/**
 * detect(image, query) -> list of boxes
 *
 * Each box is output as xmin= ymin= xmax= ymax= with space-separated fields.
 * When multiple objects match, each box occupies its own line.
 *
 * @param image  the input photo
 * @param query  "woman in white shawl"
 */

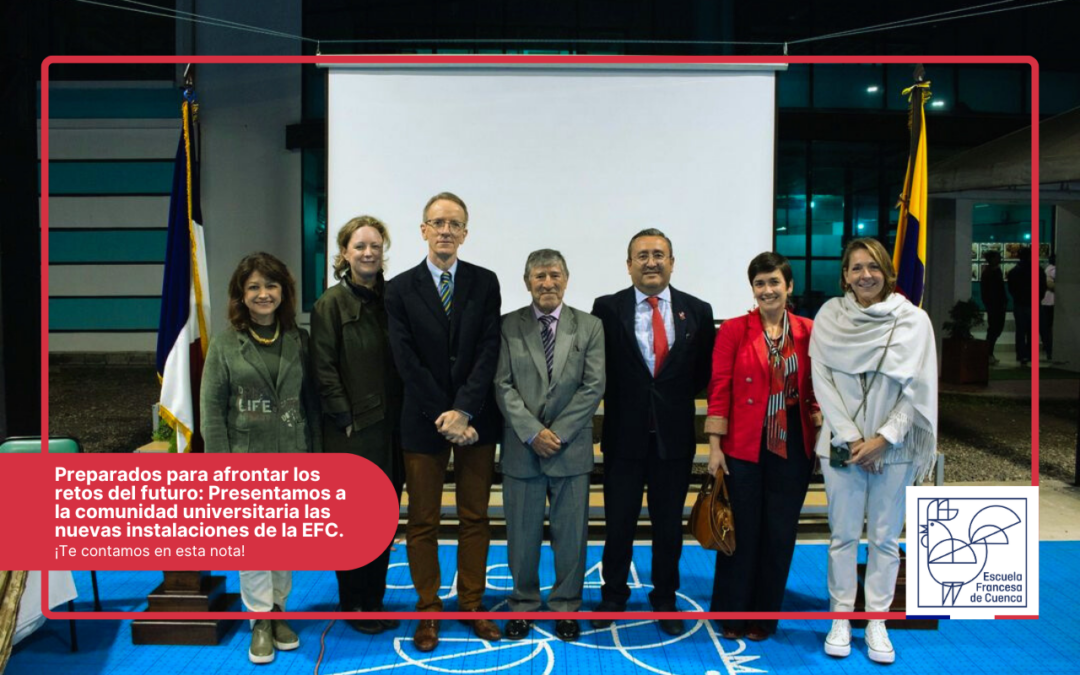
xmin=809 ymin=238 xmax=937 ymax=665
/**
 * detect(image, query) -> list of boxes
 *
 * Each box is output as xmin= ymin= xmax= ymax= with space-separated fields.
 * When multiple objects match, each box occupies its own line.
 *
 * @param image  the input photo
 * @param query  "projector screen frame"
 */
xmin=321 ymin=60 xmax=786 ymax=319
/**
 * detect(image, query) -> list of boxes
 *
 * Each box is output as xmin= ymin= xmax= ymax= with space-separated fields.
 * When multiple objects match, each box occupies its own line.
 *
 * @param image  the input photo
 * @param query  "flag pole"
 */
xmin=893 ymin=64 xmax=931 ymax=307
xmin=156 ymin=72 xmax=210 ymax=454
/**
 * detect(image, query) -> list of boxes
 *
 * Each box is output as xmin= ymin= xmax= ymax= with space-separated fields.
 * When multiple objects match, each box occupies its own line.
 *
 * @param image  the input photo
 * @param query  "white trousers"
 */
xmin=239 ymin=570 xmax=292 ymax=626
xmin=14 ymin=571 xmax=77 ymax=646
xmin=822 ymin=461 xmax=916 ymax=612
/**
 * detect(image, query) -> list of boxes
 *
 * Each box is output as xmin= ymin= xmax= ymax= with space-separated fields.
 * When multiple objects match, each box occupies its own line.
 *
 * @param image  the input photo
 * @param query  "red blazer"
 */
xmin=705 ymin=309 xmax=817 ymax=462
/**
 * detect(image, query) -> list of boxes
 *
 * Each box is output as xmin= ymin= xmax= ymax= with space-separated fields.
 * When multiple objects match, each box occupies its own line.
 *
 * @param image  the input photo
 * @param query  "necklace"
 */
xmin=248 ymin=322 xmax=280 ymax=346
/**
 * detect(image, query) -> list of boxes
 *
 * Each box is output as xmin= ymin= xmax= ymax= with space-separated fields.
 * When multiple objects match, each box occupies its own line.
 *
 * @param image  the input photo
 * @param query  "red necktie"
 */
xmin=646 ymin=296 xmax=669 ymax=376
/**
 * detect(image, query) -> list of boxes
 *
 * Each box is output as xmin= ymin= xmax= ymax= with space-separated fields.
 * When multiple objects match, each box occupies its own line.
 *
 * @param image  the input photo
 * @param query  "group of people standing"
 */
xmin=200 ymin=191 xmax=938 ymax=667
xmin=981 ymin=246 xmax=1055 ymax=366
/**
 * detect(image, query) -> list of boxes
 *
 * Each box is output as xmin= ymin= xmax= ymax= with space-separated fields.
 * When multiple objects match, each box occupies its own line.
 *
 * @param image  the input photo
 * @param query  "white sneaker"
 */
xmin=824 ymin=619 xmax=851 ymax=658
xmin=865 ymin=620 xmax=895 ymax=664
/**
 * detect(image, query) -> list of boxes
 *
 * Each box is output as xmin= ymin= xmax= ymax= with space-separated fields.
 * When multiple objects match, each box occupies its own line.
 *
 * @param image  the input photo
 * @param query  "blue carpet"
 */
xmin=9 ymin=541 xmax=1079 ymax=674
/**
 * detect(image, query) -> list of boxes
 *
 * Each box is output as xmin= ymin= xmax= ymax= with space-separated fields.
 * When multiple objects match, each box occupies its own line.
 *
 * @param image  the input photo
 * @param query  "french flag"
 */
xmin=155 ymin=90 xmax=210 ymax=453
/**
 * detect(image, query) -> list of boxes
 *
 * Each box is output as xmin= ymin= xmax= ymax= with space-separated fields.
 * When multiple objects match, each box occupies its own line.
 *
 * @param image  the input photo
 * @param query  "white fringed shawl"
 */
xmin=809 ymin=292 xmax=938 ymax=483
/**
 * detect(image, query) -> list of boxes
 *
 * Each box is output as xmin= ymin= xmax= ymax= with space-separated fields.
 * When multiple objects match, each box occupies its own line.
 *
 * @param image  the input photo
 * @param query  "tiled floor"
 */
xmin=10 ymin=541 xmax=1078 ymax=675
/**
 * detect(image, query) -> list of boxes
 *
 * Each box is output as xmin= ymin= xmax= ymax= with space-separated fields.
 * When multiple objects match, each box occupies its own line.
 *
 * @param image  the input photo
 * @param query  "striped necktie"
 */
xmin=439 ymin=271 xmax=452 ymax=316
xmin=539 ymin=315 xmax=556 ymax=378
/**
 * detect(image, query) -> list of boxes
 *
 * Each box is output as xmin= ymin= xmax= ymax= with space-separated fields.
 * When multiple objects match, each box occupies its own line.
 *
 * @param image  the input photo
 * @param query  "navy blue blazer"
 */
xmin=385 ymin=258 xmax=503 ymax=453
xmin=591 ymin=285 xmax=715 ymax=461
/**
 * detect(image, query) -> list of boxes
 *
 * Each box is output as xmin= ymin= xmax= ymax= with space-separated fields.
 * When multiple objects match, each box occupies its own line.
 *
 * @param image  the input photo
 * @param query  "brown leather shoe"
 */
xmin=721 ymin=625 xmax=745 ymax=640
xmin=460 ymin=609 xmax=502 ymax=641
xmin=745 ymin=623 xmax=769 ymax=642
xmin=414 ymin=619 xmax=440 ymax=652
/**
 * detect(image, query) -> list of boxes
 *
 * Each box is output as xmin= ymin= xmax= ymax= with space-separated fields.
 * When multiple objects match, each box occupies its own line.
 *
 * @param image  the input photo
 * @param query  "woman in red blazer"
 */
xmin=704 ymin=252 xmax=820 ymax=641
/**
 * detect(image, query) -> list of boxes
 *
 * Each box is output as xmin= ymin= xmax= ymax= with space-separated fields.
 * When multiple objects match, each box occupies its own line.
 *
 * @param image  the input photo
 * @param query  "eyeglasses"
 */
xmin=424 ymin=219 xmax=466 ymax=233
xmin=632 ymin=251 xmax=670 ymax=264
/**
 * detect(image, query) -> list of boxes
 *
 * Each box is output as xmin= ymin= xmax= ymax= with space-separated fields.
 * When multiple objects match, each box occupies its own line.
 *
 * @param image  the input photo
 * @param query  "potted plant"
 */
xmin=942 ymin=299 xmax=989 ymax=385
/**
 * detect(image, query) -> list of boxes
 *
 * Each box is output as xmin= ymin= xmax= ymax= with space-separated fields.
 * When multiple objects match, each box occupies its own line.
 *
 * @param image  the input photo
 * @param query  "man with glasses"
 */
xmin=385 ymin=192 xmax=503 ymax=651
xmin=589 ymin=228 xmax=715 ymax=636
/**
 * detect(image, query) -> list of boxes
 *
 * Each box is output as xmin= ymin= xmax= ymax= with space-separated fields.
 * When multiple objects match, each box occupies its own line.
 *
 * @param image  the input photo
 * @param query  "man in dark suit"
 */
xmin=590 ymin=228 xmax=715 ymax=636
xmin=385 ymin=192 xmax=503 ymax=651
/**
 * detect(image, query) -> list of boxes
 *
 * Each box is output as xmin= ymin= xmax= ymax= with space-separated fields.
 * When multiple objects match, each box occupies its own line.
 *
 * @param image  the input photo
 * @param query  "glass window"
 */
xmin=958 ymin=66 xmax=1023 ymax=114
xmin=810 ymin=259 xmax=842 ymax=299
xmin=885 ymin=180 xmax=903 ymax=251
xmin=788 ymin=259 xmax=807 ymax=296
xmin=778 ymin=64 xmax=809 ymax=108
xmin=1042 ymin=71 xmax=1080 ymax=115
xmin=812 ymin=64 xmax=884 ymax=110
xmin=809 ymin=146 xmax=847 ymax=257
xmin=852 ymin=193 xmax=880 ymax=238
xmin=810 ymin=193 xmax=845 ymax=257
xmin=776 ymin=201 xmax=807 ymax=257
xmin=303 ymin=64 xmax=326 ymax=119
xmin=301 ymin=148 xmax=327 ymax=311
xmin=775 ymin=141 xmax=808 ymax=256
xmin=972 ymin=202 xmax=1039 ymax=243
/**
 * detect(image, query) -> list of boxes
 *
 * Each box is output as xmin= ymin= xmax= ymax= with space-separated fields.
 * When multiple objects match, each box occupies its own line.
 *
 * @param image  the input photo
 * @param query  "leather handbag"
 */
xmin=689 ymin=469 xmax=736 ymax=555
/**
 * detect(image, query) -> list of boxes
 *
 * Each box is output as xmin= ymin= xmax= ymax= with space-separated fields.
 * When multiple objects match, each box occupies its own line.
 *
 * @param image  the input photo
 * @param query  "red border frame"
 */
xmin=40 ymin=54 xmax=1040 ymax=622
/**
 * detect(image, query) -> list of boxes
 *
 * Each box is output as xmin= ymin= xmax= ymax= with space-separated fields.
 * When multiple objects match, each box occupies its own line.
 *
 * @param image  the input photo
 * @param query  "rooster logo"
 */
xmin=919 ymin=499 xmax=1022 ymax=605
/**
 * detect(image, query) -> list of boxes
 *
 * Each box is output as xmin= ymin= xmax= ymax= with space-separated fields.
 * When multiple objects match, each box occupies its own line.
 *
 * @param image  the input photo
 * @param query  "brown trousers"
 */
xmin=404 ymin=444 xmax=495 ymax=611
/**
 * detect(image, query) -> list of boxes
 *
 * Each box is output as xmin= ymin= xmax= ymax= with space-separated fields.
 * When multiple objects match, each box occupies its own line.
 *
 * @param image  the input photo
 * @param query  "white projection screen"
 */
xmin=326 ymin=63 xmax=782 ymax=320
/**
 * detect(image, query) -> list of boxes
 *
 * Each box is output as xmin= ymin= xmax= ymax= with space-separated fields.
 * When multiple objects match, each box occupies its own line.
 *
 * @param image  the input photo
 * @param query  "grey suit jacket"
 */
xmin=494 ymin=304 xmax=605 ymax=479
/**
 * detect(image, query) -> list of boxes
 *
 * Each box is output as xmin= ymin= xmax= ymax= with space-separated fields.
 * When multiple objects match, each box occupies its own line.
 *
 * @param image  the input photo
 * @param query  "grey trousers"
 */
xmin=503 ymin=472 xmax=590 ymax=612
xmin=822 ymin=460 xmax=917 ymax=612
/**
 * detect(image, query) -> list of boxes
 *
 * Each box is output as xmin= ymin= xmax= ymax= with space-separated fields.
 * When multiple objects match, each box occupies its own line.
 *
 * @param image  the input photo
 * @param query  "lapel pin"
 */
xmin=678 ymin=311 xmax=686 ymax=320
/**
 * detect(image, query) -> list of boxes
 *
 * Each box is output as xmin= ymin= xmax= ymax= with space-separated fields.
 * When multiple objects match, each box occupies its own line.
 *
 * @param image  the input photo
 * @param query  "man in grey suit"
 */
xmin=494 ymin=249 xmax=606 ymax=643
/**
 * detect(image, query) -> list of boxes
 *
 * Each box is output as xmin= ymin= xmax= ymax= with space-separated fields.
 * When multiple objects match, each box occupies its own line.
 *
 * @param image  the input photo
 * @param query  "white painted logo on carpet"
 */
xmin=327 ymin=561 xmax=766 ymax=675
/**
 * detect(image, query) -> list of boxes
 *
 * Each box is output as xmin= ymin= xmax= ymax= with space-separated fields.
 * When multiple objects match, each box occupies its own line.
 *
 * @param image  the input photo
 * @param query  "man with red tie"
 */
xmin=590 ymin=229 xmax=715 ymax=636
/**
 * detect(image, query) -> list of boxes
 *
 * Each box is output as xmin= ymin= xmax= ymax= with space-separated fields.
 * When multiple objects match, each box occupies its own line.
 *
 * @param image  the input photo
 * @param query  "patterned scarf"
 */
xmin=764 ymin=312 xmax=799 ymax=458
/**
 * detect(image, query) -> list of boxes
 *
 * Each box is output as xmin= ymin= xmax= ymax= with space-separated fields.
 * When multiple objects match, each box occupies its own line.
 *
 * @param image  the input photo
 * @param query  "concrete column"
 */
xmin=927 ymin=198 xmax=973 ymax=372
xmin=193 ymin=1 xmax=304 ymax=332
xmin=1053 ymin=204 xmax=1079 ymax=372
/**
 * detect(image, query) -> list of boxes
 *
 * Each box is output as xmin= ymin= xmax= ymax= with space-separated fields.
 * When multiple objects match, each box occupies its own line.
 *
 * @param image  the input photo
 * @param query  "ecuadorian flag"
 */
xmin=156 ymin=91 xmax=210 ymax=452
xmin=893 ymin=81 xmax=931 ymax=307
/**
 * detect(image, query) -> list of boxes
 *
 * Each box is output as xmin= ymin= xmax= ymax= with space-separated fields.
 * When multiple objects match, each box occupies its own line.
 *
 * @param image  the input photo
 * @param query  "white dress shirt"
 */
xmin=426 ymin=257 xmax=459 ymax=290
xmin=634 ymin=286 xmax=675 ymax=375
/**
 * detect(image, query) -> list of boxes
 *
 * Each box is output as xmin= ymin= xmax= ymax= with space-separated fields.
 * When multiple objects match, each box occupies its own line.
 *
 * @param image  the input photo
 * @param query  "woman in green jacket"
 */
xmin=311 ymin=216 xmax=404 ymax=634
xmin=201 ymin=251 xmax=320 ymax=665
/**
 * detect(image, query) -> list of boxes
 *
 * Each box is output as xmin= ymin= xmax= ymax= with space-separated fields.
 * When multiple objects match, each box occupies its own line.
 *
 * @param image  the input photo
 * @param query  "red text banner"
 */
xmin=1 ymin=452 xmax=399 ymax=571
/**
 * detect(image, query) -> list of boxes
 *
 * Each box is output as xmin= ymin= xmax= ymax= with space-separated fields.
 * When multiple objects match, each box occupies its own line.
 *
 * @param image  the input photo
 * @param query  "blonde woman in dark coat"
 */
xmin=311 ymin=216 xmax=404 ymax=635
xmin=201 ymin=252 xmax=320 ymax=665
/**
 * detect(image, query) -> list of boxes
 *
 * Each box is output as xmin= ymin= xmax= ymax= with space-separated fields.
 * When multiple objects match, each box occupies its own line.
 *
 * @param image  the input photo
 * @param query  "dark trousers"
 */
xmin=600 ymin=435 xmax=693 ymax=610
xmin=336 ymin=437 xmax=402 ymax=612
xmin=336 ymin=544 xmax=392 ymax=611
xmin=1014 ymin=305 xmax=1032 ymax=363
xmin=985 ymin=307 xmax=1006 ymax=356
xmin=1040 ymin=304 xmax=1054 ymax=360
xmin=710 ymin=416 xmax=812 ymax=634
